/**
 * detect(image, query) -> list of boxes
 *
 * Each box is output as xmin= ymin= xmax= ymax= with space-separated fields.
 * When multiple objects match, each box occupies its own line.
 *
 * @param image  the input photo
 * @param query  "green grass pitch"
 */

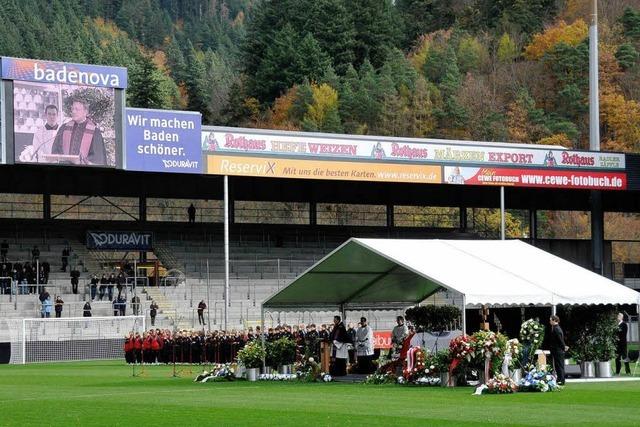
xmin=1 ymin=361 xmax=640 ymax=426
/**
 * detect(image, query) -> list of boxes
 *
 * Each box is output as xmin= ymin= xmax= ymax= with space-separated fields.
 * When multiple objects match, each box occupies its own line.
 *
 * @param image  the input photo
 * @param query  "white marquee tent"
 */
xmin=263 ymin=238 xmax=640 ymax=333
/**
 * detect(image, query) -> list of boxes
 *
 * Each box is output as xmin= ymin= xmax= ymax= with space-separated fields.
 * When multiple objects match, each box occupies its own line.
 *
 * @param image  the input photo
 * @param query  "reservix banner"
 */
xmin=202 ymin=129 xmax=628 ymax=190
xmin=125 ymin=108 xmax=202 ymax=173
xmin=86 ymin=231 xmax=153 ymax=250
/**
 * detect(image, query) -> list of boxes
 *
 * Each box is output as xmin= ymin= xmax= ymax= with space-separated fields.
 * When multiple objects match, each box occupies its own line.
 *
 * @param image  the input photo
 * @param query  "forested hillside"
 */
xmin=1 ymin=0 xmax=639 ymax=153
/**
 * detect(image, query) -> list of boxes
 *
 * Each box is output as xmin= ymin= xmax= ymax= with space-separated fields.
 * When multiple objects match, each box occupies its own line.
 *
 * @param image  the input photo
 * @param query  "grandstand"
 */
xmin=0 ymin=211 xmax=623 ymax=336
xmin=0 ymin=218 xmax=473 ymax=331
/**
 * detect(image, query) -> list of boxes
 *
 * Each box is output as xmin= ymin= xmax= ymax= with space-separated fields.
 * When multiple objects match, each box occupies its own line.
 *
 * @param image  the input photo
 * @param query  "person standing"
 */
xmin=197 ymin=300 xmax=206 ymax=326
xmin=329 ymin=315 xmax=348 ymax=377
xmin=616 ymin=312 xmax=631 ymax=375
xmin=89 ymin=274 xmax=98 ymax=301
xmin=356 ymin=317 xmax=374 ymax=374
xmin=390 ymin=316 xmax=408 ymax=358
xmin=0 ymin=240 xmax=8 ymax=262
xmin=70 ymin=270 xmax=80 ymax=294
xmin=42 ymin=295 xmax=52 ymax=318
xmin=60 ymin=246 xmax=69 ymax=272
xmin=54 ymin=295 xmax=64 ymax=318
xmin=83 ymin=301 xmax=92 ymax=317
xmin=549 ymin=315 xmax=568 ymax=385
xmin=150 ymin=300 xmax=158 ymax=326
xmin=31 ymin=245 xmax=40 ymax=264
xmin=188 ymin=203 xmax=196 ymax=223
xmin=99 ymin=273 xmax=108 ymax=301
xmin=118 ymin=295 xmax=126 ymax=316
xmin=116 ymin=271 xmax=126 ymax=298
xmin=131 ymin=294 xmax=140 ymax=316
xmin=107 ymin=273 xmax=116 ymax=301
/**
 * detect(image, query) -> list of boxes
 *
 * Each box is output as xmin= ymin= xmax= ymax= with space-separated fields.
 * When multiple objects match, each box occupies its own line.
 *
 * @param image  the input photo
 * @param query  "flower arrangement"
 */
xmin=485 ymin=374 xmax=518 ymax=394
xmin=414 ymin=376 xmax=441 ymax=386
xmin=519 ymin=319 xmax=545 ymax=364
xmin=518 ymin=365 xmax=561 ymax=392
xmin=321 ymin=372 xmax=333 ymax=382
xmin=449 ymin=335 xmax=475 ymax=365
xmin=364 ymin=372 xmax=397 ymax=384
xmin=404 ymin=347 xmax=433 ymax=381
xmin=258 ymin=373 xmax=297 ymax=381
xmin=295 ymin=357 xmax=322 ymax=382
xmin=194 ymin=364 xmax=235 ymax=382
xmin=506 ymin=338 xmax=523 ymax=370
xmin=471 ymin=331 xmax=508 ymax=375
xmin=236 ymin=341 xmax=266 ymax=369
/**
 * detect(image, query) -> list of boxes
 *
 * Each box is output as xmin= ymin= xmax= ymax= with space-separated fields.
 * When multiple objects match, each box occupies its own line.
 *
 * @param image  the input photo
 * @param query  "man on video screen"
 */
xmin=51 ymin=98 xmax=105 ymax=165
xmin=18 ymin=104 xmax=59 ymax=162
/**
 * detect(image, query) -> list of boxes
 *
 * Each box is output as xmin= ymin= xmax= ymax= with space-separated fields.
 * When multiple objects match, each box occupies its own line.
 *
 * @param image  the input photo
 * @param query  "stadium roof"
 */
xmin=262 ymin=238 xmax=640 ymax=311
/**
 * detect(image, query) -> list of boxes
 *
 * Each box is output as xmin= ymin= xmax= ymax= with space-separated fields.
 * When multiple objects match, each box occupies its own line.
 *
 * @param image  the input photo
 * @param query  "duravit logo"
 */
xmin=88 ymin=232 xmax=152 ymax=249
xmin=34 ymin=62 xmax=121 ymax=87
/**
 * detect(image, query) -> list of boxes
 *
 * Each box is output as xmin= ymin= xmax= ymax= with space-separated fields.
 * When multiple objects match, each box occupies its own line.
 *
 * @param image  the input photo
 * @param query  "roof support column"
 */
xmin=386 ymin=204 xmax=394 ymax=228
xmin=461 ymin=295 xmax=467 ymax=336
xmin=529 ymin=209 xmax=537 ymax=245
xmin=590 ymin=190 xmax=604 ymax=275
xmin=459 ymin=207 xmax=467 ymax=233
xmin=261 ymin=306 xmax=266 ymax=369
xmin=500 ymin=186 xmax=506 ymax=240
xmin=43 ymin=192 xmax=51 ymax=220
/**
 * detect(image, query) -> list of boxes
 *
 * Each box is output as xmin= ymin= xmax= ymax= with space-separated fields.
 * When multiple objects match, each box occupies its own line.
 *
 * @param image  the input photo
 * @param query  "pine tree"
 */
xmin=128 ymin=53 xmax=165 ymax=109
xmin=185 ymin=41 xmax=209 ymax=117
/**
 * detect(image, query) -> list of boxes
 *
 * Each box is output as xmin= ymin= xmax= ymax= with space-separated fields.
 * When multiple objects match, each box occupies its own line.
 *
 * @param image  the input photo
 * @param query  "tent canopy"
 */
xmin=263 ymin=238 xmax=640 ymax=311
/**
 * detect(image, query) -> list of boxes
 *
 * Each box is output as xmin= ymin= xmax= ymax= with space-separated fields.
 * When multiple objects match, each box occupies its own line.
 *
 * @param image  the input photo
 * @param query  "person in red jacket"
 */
xmin=151 ymin=333 xmax=160 ymax=364
xmin=156 ymin=332 xmax=165 ymax=364
xmin=124 ymin=333 xmax=134 ymax=364
xmin=134 ymin=333 xmax=143 ymax=364
xmin=142 ymin=333 xmax=152 ymax=364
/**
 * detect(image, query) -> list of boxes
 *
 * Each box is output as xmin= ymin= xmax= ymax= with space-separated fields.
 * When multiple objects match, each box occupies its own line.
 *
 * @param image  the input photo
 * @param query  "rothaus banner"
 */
xmin=86 ymin=231 xmax=153 ymax=251
xmin=202 ymin=129 xmax=626 ymax=171
xmin=1 ymin=57 xmax=128 ymax=89
xmin=125 ymin=108 xmax=202 ymax=173
xmin=202 ymin=128 xmax=628 ymax=190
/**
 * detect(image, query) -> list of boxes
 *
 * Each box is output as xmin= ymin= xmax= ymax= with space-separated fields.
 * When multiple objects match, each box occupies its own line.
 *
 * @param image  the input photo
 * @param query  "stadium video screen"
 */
xmin=2 ymin=57 xmax=127 ymax=167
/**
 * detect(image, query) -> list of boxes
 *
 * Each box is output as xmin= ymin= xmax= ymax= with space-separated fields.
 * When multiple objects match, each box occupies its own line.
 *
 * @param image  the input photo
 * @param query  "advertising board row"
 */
xmin=0 ymin=56 xmax=632 ymax=191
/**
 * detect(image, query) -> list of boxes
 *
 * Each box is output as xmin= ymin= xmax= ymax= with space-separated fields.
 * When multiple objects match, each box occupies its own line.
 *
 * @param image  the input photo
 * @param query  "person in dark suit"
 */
xmin=329 ymin=315 xmax=349 ymax=377
xmin=549 ymin=315 xmax=568 ymax=385
xmin=615 ymin=312 xmax=631 ymax=375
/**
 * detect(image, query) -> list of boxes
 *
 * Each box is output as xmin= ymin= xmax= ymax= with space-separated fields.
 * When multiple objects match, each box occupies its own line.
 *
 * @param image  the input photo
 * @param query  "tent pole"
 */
xmin=462 ymin=295 xmax=467 ymax=336
xmin=551 ymin=305 xmax=557 ymax=316
xmin=261 ymin=306 xmax=266 ymax=369
xmin=500 ymin=186 xmax=505 ymax=240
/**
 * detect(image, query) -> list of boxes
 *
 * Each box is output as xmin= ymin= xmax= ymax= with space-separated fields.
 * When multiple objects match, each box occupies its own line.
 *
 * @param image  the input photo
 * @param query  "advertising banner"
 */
xmin=86 ymin=231 xmax=153 ymax=251
xmin=207 ymin=154 xmax=442 ymax=184
xmin=443 ymin=166 xmax=627 ymax=190
xmin=1 ymin=57 xmax=127 ymax=89
xmin=202 ymin=130 xmax=626 ymax=170
xmin=125 ymin=108 xmax=202 ymax=174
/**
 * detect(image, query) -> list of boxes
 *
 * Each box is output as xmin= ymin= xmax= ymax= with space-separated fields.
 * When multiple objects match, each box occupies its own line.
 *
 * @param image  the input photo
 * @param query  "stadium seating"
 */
xmin=0 ymin=220 xmax=468 ymax=330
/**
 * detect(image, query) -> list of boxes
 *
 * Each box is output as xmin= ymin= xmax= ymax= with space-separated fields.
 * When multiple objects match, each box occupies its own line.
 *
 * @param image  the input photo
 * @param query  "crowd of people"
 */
xmin=0 ymin=241 xmax=77 ymax=295
xmin=122 ymin=317 xmax=385 ymax=374
xmin=0 ymin=258 xmax=50 ymax=295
